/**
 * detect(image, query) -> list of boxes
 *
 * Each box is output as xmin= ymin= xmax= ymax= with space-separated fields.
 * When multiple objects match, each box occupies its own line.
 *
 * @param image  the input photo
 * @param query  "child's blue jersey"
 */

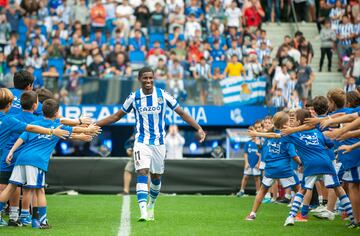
xmin=0 ymin=112 xmax=27 ymax=151
xmin=244 ymin=141 xmax=260 ymax=168
xmin=264 ymin=131 xmax=298 ymax=179
xmin=8 ymin=88 xmax=43 ymax=116
xmin=1 ymin=111 xmax=39 ymax=172
xmin=261 ymin=138 xmax=268 ymax=162
xmin=15 ymin=118 xmax=72 ymax=172
xmin=316 ymin=115 xmax=336 ymax=161
xmin=336 ymin=108 xmax=360 ymax=170
xmin=282 ymin=129 xmax=336 ymax=177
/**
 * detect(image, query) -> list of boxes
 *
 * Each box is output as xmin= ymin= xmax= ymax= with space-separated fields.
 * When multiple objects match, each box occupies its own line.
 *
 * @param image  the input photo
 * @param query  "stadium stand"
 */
xmin=0 ymin=0 xmax=358 ymax=107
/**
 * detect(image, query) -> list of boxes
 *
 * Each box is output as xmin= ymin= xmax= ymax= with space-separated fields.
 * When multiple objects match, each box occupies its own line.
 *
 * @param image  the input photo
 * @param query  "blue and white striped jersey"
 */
xmin=121 ymin=87 xmax=179 ymax=145
xmin=336 ymin=23 xmax=354 ymax=46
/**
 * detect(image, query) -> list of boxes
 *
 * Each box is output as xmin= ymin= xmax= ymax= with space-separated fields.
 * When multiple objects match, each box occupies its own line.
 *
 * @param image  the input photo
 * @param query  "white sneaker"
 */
xmin=313 ymin=209 xmax=335 ymax=221
xmin=310 ymin=205 xmax=326 ymax=214
xmin=284 ymin=216 xmax=295 ymax=226
xmin=147 ymin=206 xmax=155 ymax=221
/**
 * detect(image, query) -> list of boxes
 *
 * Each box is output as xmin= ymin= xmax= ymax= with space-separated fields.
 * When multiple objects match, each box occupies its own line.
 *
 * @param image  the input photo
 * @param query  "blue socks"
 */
xmin=339 ymin=194 xmax=355 ymax=223
xmin=149 ymin=178 xmax=161 ymax=207
xmin=38 ymin=207 xmax=47 ymax=224
xmin=289 ymin=193 xmax=304 ymax=217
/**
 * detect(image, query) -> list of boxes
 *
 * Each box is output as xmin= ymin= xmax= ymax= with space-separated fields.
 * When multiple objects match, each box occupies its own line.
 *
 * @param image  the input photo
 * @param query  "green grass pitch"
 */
xmin=0 ymin=195 xmax=358 ymax=236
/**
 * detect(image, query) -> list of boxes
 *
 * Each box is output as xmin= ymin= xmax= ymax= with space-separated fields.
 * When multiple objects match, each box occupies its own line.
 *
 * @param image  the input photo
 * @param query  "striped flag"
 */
xmin=219 ymin=76 xmax=267 ymax=105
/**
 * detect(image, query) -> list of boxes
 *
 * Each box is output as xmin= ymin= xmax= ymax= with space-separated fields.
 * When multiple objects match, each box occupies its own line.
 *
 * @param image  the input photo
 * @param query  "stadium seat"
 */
xmin=48 ymin=58 xmax=65 ymax=78
xmin=33 ymin=68 xmax=44 ymax=89
xmin=211 ymin=61 xmax=227 ymax=74
xmin=129 ymin=50 xmax=145 ymax=70
xmin=149 ymin=33 xmax=165 ymax=49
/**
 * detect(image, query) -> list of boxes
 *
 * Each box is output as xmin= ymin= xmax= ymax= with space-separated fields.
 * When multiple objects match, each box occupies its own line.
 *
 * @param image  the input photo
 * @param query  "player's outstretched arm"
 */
xmin=320 ymin=113 xmax=358 ymax=129
xmin=72 ymin=123 xmax=102 ymax=136
xmin=248 ymin=130 xmax=280 ymax=138
xmin=174 ymin=106 xmax=206 ymax=142
xmin=6 ymin=138 xmax=24 ymax=165
xmin=281 ymin=124 xmax=313 ymax=136
xmin=95 ymin=110 xmax=127 ymax=127
xmin=70 ymin=133 xmax=94 ymax=142
xmin=337 ymin=141 xmax=360 ymax=154
xmin=60 ymin=117 xmax=92 ymax=126
xmin=326 ymin=117 xmax=360 ymax=139
xmin=26 ymin=125 xmax=69 ymax=139
xmin=337 ymin=129 xmax=360 ymax=141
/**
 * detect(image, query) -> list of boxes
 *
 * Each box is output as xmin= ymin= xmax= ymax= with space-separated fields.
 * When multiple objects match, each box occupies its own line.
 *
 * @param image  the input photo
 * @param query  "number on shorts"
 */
xmin=135 ymin=151 xmax=140 ymax=160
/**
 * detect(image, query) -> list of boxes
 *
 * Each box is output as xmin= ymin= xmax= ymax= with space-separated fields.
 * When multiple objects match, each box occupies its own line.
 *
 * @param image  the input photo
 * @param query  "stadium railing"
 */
xmin=42 ymin=75 xmax=267 ymax=106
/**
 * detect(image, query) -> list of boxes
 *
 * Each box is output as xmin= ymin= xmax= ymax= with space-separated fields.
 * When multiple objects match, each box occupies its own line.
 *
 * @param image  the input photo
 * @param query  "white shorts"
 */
xmin=244 ymin=167 xmax=261 ymax=176
xmin=302 ymin=174 xmax=340 ymax=189
xmin=9 ymin=165 xmax=45 ymax=188
xmin=262 ymin=175 xmax=299 ymax=189
xmin=259 ymin=161 xmax=266 ymax=170
xmin=133 ymin=142 xmax=166 ymax=174
xmin=294 ymin=170 xmax=303 ymax=182
xmin=342 ymin=166 xmax=360 ymax=183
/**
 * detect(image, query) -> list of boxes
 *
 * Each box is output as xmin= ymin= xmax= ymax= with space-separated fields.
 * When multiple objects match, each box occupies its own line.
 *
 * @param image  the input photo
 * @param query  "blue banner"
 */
xmin=220 ymin=76 xmax=266 ymax=105
xmin=59 ymin=105 xmax=276 ymax=126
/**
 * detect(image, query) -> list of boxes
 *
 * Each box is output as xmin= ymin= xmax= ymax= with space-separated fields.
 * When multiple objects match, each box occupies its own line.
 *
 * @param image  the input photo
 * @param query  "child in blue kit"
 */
xmin=249 ymin=109 xmax=356 ymax=228
xmin=245 ymin=111 xmax=301 ymax=220
xmin=0 ymin=99 xmax=98 ymax=228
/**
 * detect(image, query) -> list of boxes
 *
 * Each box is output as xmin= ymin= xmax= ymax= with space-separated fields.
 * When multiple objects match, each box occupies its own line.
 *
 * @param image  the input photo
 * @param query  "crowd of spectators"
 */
xmin=0 ymin=0 xmax=357 ymax=106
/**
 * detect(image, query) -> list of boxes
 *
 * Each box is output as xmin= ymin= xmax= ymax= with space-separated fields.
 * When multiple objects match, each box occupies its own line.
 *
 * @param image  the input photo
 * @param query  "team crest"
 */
xmin=158 ymin=97 xmax=164 ymax=104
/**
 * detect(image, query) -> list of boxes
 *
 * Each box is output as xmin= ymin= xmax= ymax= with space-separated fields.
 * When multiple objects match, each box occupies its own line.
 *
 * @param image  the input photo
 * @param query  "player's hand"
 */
xmin=80 ymin=116 xmax=92 ymax=125
xmin=53 ymin=126 xmax=70 ymax=139
xmin=324 ymin=129 xmax=343 ymax=140
xmin=337 ymin=145 xmax=353 ymax=154
xmin=197 ymin=128 xmax=206 ymax=143
xmin=78 ymin=133 xmax=94 ymax=142
xmin=281 ymin=126 xmax=293 ymax=136
xmin=87 ymin=123 xmax=102 ymax=136
xmin=320 ymin=119 xmax=332 ymax=129
xmin=6 ymin=152 xmax=13 ymax=165
xmin=304 ymin=117 xmax=319 ymax=126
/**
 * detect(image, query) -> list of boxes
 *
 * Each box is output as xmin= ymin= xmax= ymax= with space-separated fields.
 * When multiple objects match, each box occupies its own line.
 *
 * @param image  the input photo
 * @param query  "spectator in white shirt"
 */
xmin=244 ymin=54 xmax=263 ymax=79
xmin=287 ymin=42 xmax=301 ymax=64
xmin=165 ymin=125 xmax=185 ymax=159
xmin=184 ymin=13 xmax=201 ymax=41
xmin=271 ymin=63 xmax=290 ymax=95
xmin=116 ymin=0 xmax=135 ymax=38
xmin=225 ymin=1 xmax=242 ymax=28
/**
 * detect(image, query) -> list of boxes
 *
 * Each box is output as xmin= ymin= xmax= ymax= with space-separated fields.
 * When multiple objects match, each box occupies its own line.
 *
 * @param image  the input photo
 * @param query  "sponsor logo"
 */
xmin=230 ymin=108 xmax=244 ymax=124
xmin=268 ymin=142 xmax=281 ymax=154
xmin=138 ymin=105 xmax=162 ymax=114
xmin=299 ymin=133 xmax=319 ymax=145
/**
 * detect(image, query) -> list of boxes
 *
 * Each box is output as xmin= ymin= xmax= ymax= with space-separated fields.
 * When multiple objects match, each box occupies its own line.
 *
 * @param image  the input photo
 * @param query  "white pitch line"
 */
xmin=118 ymin=195 xmax=131 ymax=236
